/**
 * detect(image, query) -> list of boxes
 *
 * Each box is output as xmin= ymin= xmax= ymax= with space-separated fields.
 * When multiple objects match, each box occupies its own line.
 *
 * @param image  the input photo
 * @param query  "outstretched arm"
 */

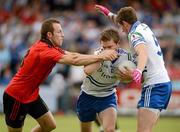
xmin=95 ymin=4 xmax=118 ymax=25
xmin=58 ymin=50 xmax=118 ymax=66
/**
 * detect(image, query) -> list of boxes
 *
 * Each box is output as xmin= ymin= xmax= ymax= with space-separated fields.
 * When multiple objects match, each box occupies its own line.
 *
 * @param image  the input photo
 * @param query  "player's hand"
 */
xmin=95 ymin=4 xmax=111 ymax=16
xmin=132 ymin=68 xmax=142 ymax=83
xmin=99 ymin=50 xmax=118 ymax=61
xmin=116 ymin=67 xmax=133 ymax=81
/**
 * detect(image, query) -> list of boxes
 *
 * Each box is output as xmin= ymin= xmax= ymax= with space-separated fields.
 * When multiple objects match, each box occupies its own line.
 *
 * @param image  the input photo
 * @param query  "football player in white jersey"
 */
xmin=76 ymin=28 xmax=130 ymax=132
xmin=95 ymin=5 xmax=172 ymax=132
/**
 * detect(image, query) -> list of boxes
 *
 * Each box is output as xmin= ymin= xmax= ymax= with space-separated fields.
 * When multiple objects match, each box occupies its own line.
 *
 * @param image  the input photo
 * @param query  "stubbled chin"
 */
xmin=59 ymin=43 xmax=63 ymax=47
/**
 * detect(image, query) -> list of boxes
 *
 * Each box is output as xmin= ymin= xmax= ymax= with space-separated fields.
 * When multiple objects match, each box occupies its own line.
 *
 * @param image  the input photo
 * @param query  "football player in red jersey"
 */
xmin=3 ymin=18 xmax=118 ymax=132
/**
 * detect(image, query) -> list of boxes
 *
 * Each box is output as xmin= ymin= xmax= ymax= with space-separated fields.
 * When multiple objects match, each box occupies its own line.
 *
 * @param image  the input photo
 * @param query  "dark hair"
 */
xmin=116 ymin=7 xmax=137 ymax=25
xmin=100 ymin=28 xmax=120 ymax=43
xmin=41 ymin=18 xmax=60 ymax=39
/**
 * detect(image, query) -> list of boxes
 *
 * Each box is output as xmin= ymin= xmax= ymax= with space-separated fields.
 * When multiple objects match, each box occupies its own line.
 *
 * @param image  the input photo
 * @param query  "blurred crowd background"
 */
xmin=0 ymin=0 xmax=180 ymax=113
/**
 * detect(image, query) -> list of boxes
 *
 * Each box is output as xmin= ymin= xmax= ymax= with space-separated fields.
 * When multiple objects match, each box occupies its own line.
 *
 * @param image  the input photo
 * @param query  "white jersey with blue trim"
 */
xmin=81 ymin=48 xmax=132 ymax=97
xmin=128 ymin=21 xmax=170 ymax=86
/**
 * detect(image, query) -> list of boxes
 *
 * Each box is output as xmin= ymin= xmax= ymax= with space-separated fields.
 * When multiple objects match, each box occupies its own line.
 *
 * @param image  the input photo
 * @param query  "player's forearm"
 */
xmin=95 ymin=4 xmax=118 ymax=25
xmin=107 ymin=13 xmax=118 ymax=25
xmin=59 ymin=50 xmax=117 ymax=66
xmin=73 ymin=54 xmax=103 ymax=66
xmin=136 ymin=45 xmax=148 ymax=72
xmin=137 ymin=53 xmax=147 ymax=72
xmin=84 ymin=62 xmax=101 ymax=75
xmin=58 ymin=52 xmax=103 ymax=66
xmin=69 ymin=50 xmax=117 ymax=66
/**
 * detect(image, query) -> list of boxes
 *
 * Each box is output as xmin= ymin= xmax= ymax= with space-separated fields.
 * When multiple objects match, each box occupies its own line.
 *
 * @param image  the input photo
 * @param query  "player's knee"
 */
xmin=41 ymin=120 xmax=56 ymax=131
xmin=47 ymin=121 xmax=56 ymax=131
xmin=137 ymin=128 xmax=151 ymax=132
xmin=8 ymin=126 xmax=22 ymax=132
xmin=104 ymin=126 xmax=115 ymax=132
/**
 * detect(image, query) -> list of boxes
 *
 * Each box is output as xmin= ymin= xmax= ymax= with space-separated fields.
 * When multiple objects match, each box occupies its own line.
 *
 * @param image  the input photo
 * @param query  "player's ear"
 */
xmin=122 ymin=21 xmax=128 ymax=26
xmin=47 ymin=32 xmax=53 ymax=38
xmin=117 ymin=40 xmax=120 ymax=46
xmin=121 ymin=21 xmax=125 ymax=26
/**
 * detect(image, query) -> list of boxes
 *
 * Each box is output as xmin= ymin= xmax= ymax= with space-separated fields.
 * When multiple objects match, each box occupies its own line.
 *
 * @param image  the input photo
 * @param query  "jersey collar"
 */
xmin=129 ymin=21 xmax=141 ymax=34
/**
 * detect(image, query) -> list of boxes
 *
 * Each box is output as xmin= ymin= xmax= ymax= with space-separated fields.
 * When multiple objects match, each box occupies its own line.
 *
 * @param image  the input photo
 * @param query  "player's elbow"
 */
xmin=83 ymin=68 xmax=92 ymax=75
xmin=69 ymin=54 xmax=81 ymax=66
xmin=71 ymin=57 xmax=82 ymax=66
xmin=71 ymin=59 xmax=81 ymax=66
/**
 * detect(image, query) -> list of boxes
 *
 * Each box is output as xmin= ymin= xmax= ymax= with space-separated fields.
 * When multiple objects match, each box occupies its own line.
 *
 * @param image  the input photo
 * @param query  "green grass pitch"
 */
xmin=1 ymin=114 xmax=180 ymax=132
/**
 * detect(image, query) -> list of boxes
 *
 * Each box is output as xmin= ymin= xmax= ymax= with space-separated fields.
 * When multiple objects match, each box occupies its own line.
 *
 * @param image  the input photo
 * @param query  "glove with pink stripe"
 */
xmin=132 ymin=68 xmax=142 ymax=84
xmin=95 ymin=4 xmax=110 ymax=16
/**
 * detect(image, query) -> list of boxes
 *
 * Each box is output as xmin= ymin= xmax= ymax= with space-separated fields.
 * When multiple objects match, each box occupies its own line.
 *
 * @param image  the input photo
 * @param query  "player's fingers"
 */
xmin=119 ymin=68 xmax=126 ymax=75
xmin=124 ymin=67 xmax=133 ymax=74
xmin=112 ymin=54 xmax=118 ymax=60
xmin=95 ymin=4 xmax=101 ymax=9
xmin=95 ymin=5 xmax=101 ymax=11
xmin=109 ymin=53 xmax=118 ymax=60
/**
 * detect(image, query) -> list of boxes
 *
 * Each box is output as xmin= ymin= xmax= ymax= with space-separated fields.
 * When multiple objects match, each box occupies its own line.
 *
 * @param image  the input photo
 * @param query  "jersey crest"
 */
xmin=129 ymin=32 xmax=146 ymax=47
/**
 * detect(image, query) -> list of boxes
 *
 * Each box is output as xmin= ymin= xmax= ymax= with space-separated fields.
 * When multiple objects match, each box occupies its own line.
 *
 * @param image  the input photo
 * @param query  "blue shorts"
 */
xmin=76 ymin=91 xmax=117 ymax=122
xmin=137 ymin=82 xmax=172 ymax=111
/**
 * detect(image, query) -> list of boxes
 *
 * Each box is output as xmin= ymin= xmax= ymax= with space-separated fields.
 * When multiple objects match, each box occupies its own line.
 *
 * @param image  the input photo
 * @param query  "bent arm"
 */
xmin=95 ymin=4 xmax=118 ymax=25
xmin=107 ymin=13 xmax=118 ymax=25
xmin=84 ymin=62 xmax=101 ymax=75
xmin=134 ymin=43 xmax=148 ymax=72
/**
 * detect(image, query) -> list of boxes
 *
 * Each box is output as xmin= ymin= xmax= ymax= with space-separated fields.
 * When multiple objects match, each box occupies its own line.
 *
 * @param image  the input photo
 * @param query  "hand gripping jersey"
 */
xmin=128 ymin=21 xmax=170 ymax=86
xmin=81 ymin=48 xmax=132 ymax=97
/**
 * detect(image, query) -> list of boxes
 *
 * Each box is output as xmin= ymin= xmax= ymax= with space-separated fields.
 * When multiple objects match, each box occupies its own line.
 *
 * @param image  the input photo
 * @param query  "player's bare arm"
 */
xmin=134 ymin=43 xmax=148 ymax=72
xmin=95 ymin=4 xmax=117 ymax=25
xmin=58 ymin=50 xmax=118 ymax=66
xmin=84 ymin=62 xmax=102 ymax=75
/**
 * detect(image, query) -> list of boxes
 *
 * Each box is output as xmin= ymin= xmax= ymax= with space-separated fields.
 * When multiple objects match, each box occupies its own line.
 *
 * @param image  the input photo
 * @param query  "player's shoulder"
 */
xmin=128 ymin=29 xmax=145 ymax=44
xmin=32 ymin=40 xmax=64 ymax=56
xmin=136 ymin=22 xmax=149 ymax=31
xmin=32 ymin=40 xmax=50 ymax=50
xmin=38 ymin=40 xmax=53 ymax=49
xmin=130 ymin=22 xmax=148 ymax=34
xmin=129 ymin=28 xmax=143 ymax=37
xmin=130 ymin=23 xmax=150 ymax=38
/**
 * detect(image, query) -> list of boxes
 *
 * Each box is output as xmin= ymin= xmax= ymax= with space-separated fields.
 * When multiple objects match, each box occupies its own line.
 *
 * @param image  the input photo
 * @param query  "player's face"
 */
xmin=119 ymin=21 xmax=129 ymax=34
xmin=51 ymin=23 xmax=64 ymax=47
xmin=100 ymin=39 xmax=118 ymax=50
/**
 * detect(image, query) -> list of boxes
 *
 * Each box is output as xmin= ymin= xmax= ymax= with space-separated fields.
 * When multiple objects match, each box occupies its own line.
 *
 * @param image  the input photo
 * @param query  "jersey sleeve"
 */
xmin=43 ymin=47 xmax=64 ymax=62
xmin=128 ymin=32 xmax=146 ymax=47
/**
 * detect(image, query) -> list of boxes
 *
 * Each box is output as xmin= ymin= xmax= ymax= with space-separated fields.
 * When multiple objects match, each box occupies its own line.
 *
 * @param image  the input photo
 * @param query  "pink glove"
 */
xmin=132 ymin=68 xmax=142 ymax=84
xmin=95 ymin=4 xmax=110 ymax=16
